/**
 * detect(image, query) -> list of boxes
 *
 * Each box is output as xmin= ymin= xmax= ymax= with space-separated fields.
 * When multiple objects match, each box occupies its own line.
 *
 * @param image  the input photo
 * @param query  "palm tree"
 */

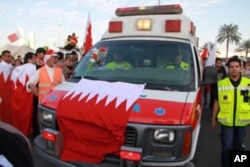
xmin=216 ymin=23 xmax=241 ymax=58
xmin=235 ymin=39 xmax=250 ymax=58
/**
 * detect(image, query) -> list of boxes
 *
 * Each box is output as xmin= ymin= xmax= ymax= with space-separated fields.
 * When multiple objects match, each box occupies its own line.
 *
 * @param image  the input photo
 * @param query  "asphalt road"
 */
xmin=32 ymin=105 xmax=250 ymax=167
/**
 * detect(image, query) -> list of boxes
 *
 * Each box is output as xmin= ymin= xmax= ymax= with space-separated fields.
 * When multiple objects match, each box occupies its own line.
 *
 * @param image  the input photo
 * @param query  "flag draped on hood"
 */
xmin=0 ymin=62 xmax=12 ymax=124
xmin=57 ymin=79 xmax=145 ymax=162
xmin=10 ymin=63 xmax=36 ymax=136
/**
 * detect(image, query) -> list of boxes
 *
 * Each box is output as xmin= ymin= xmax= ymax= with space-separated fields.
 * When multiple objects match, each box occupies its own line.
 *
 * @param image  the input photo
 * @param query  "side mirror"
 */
xmin=199 ymin=66 xmax=217 ymax=86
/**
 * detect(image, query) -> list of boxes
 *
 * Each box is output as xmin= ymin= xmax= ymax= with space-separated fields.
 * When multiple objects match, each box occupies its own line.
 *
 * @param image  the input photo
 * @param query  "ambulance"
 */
xmin=34 ymin=4 xmax=217 ymax=167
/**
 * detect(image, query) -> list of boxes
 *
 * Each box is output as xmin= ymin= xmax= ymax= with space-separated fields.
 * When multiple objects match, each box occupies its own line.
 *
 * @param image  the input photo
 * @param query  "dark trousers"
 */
xmin=220 ymin=125 xmax=246 ymax=167
xmin=32 ymin=95 xmax=40 ymax=138
xmin=210 ymin=84 xmax=216 ymax=109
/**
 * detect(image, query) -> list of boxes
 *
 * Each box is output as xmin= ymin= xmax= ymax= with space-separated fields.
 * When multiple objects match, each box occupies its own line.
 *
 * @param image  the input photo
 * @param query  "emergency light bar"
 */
xmin=116 ymin=4 xmax=183 ymax=16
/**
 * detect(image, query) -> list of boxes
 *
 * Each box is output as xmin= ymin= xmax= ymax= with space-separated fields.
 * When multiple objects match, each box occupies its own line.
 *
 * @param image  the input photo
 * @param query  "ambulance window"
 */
xmin=73 ymin=40 xmax=195 ymax=91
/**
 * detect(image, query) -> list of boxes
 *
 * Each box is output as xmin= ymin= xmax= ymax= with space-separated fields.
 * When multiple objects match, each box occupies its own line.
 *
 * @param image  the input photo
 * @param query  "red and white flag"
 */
xmin=7 ymin=31 xmax=21 ymax=43
xmin=57 ymin=79 xmax=145 ymax=162
xmin=83 ymin=12 xmax=93 ymax=55
xmin=0 ymin=62 xmax=13 ymax=124
xmin=10 ymin=63 xmax=36 ymax=136
xmin=200 ymin=47 xmax=208 ymax=59
xmin=206 ymin=42 xmax=217 ymax=67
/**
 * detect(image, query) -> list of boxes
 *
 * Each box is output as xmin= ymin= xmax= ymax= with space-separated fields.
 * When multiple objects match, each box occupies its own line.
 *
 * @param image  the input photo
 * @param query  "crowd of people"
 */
xmin=0 ymin=46 xmax=79 ymax=166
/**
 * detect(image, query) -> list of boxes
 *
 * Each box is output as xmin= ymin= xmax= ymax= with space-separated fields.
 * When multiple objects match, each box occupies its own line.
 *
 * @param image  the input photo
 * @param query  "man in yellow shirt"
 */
xmin=106 ymin=51 xmax=132 ymax=70
xmin=212 ymin=56 xmax=250 ymax=167
xmin=165 ymin=54 xmax=189 ymax=70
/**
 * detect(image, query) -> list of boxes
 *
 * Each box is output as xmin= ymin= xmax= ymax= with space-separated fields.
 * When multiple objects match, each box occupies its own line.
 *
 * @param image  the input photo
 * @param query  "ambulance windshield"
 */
xmin=73 ymin=40 xmax=195 ymax=91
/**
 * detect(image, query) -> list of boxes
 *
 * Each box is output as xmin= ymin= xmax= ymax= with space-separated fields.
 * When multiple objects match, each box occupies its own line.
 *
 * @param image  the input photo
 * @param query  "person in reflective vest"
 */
xmin=106 ymin=50 xmax=132 ymax=70
xmin=165 ymin=54 xmax=189 ymax=70
xmin=27 ymin=49 xmax=65 ymax=102
xmin=211 ymin=56 xmax=250 ymax=167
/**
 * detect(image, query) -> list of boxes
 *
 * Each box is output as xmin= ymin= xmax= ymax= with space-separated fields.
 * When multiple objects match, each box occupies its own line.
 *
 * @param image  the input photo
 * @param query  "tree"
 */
xmin=216 ymin=23 xmax=241 ymax=58
xmin=235 ymin=39 xmax=250 ymax=58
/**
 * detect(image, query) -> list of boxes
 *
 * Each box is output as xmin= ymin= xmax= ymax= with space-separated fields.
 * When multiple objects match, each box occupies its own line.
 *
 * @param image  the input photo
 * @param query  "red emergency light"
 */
xmin=116 ymin=4 xmax=183 ymax=16
xmin=165 ymin=20 xmax=181 ymax=32
xmin=109 ymin=21 xmax=123 ymax=33
xmin=190 ymin=22 xmax=195 ymax=34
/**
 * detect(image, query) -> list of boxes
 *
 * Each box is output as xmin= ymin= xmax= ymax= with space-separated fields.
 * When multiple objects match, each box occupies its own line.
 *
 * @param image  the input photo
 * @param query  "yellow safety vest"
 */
xmin=165 ymin=61 xmax=189 ymax=70
xmin=38 ymin=66 xmax=62 ymax=101
xmin=106 ymin=61 xmax=132 ymax=70
xmin=217 ymin=77 xmax=250 ymax=126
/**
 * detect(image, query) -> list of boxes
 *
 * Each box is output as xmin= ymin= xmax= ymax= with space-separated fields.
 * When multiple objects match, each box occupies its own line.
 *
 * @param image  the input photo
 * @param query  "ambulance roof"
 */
xmin=101 ymin=4 xmax=196 ymax=43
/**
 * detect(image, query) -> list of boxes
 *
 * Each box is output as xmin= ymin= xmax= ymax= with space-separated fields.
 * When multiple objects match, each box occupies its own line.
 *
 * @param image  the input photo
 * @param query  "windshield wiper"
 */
xmin=83 ymin=76 xmax=99 ymax=80
xmin=145 ymin=84 xmax=172 ymax=90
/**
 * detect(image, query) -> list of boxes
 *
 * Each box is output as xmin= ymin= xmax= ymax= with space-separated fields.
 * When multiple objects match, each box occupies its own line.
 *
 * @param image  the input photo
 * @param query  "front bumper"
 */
xmin=33 ymin=135 xmax=121 ymax=167
xmin=33 ymin=123 xmax=198 ymax=167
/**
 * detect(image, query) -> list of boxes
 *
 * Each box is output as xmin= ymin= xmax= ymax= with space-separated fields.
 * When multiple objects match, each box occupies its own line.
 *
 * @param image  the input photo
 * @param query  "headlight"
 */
xmin=154 ymin=129 xmax=175 ymax=144
xmin=42 ymin=111 xmax=53 ymax=123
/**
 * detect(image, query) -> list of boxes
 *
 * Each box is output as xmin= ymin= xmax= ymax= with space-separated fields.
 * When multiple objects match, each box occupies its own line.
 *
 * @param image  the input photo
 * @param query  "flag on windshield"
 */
xmin=7 ymin=30 xmax=21 ymax=43
xmin=83 ymin=12 xmax=92 ymax=55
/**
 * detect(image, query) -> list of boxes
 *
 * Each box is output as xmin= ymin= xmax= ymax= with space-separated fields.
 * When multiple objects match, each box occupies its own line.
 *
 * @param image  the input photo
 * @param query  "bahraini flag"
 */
xmin=206 ymin=43 xmax=217 ymax=67
xmin=83 ymin=12 xmax=92 ymax=55
xmin=7 ymin=31 xmax=21 ymax=43
xmin=10 ymin=63 xmax=36 ymax=136
xmin=56 ymin=79 xmax=145 ymax=162
xmin=0 ymin=61 xmax=13 ymax=124
xmin=200 ymin=47 xmax=208 ymax=59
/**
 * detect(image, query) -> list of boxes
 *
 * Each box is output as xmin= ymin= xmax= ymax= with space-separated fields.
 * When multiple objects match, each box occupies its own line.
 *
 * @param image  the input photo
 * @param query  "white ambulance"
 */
xmin=34 ymin=4 xmax=217 ymax=167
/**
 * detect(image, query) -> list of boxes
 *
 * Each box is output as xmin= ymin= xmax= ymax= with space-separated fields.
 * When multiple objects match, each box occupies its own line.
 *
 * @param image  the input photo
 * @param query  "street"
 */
xmin=32 ymin=105 xmax=250 ymax=167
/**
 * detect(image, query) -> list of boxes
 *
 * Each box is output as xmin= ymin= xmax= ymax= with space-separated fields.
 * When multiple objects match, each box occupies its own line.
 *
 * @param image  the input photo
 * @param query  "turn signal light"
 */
xmin=42 ymin=130 xmax=56 ymax=142
xmin=120 ymin=151 xmax=141 ymax=161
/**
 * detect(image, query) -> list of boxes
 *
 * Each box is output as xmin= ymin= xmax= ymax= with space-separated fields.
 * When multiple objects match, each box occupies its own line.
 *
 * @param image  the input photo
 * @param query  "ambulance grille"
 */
xmin=125 ymin=127 xmax=136 ymax=147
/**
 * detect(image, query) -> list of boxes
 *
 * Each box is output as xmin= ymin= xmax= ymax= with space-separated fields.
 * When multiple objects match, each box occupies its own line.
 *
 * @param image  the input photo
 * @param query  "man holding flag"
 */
xmin=10 ymin=52 xmax=37 ymax=136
